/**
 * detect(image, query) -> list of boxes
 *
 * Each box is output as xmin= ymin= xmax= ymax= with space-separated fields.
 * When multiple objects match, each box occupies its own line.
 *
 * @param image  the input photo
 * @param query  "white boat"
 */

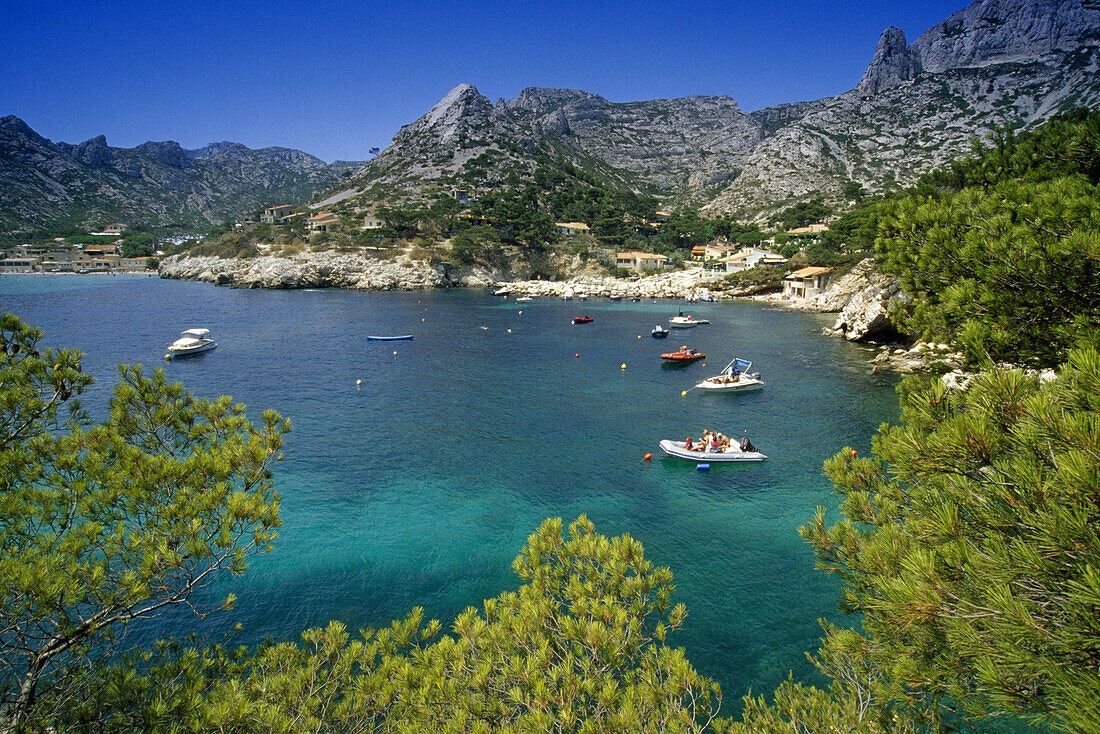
xmin=516 ymin=296 xmax=533 ymax=302
xmin=659 ymin=438 xmax=767 ymax=462
xmin=695 ymin=358 xmax=765 ymax=392
xmin=669 ymin=312 xmax=709 ymax=328
xmin=166 ymin=328 xmax=217 ymax=358
xmin=493 ymin=287 xmax=511 ymax=296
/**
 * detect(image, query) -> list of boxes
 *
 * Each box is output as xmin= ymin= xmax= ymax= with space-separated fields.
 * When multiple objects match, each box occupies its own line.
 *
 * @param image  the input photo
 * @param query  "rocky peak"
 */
xmin=72 ymin=135 xmax=113 ymax=167
xmin=414 ymin=83 xmax=495 ymax=137
xmin=857 ymin=27 xmax=922 ymax=95
xmin=190 ymin=141 xmax=252 ymax=159
xmin=134 ymin=140 xmax=192 ymax=168
xmin=503 ymin=87 xmax=608 ymax=114
xmin=911 ymin=0 xmax=1100 ymax=72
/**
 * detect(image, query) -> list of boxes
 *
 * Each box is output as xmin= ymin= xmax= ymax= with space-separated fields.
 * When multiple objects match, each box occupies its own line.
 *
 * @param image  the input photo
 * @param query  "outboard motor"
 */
xmin=740 ymin=436 xmax=757 ymax=452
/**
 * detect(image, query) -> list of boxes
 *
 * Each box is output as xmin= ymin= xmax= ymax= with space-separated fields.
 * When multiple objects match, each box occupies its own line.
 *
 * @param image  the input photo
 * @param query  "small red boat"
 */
xmin=572 ymin=316 xmax=594 ymax=324
xmin=661 ymin=346 xmax=705 ymax=362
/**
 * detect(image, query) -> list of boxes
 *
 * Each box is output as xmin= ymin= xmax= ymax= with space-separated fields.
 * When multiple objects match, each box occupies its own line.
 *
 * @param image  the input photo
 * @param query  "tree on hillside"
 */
xmin=735 ymin=348 xmax=1100 ymax=733
xmin=56 ymin=516 xmax=723 ymax=733
xmin=0 ymin=315 xmax=289 ymax=732
xmin=875 ymin=176 xmax=1100 ymax=367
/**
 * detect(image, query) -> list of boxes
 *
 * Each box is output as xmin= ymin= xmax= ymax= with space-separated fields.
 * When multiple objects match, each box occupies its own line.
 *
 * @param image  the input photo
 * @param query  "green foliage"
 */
xmin=916 ymin=108 xmax=1100 ymax=192
xmin=449 ymin=225 xmax=500 ymax=265
xmin=776 ymin=196 xmax=832 ymax=230
xmin=876 ymin=176 xmax=1100 ymax=367
xmin=790 ymin=349 xmax=1100 ymax=732
xmin=60 ymin=517 xmax=722 ymax=733
xmin=0 ymin=315 xmax=288 ymax=731
xmin=720 ymin=266 xmax=784 ymax=294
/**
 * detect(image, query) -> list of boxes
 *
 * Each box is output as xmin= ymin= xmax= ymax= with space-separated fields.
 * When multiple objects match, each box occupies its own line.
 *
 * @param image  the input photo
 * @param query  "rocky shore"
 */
xmin=161 ymin=252 xmax=965 ymax=372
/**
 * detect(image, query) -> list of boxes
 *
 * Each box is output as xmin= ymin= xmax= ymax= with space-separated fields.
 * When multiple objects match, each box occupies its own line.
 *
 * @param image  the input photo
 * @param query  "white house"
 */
xmin=261 ymin=205 xmax=296 ymax=224
xmin=307 ymin=212 xmax=340 ymax=232
xmin=362 ymin=214 xmax=385 ymax=229
xmin=783 ymin=266 xmax=833 ymax=298
xmin=555 ymin=222 xmax=590 ymax=237
xmin=615 ymin=250 xmax=671 ymax=272
xmin=721 ymin=247 xmax=788 ymax=273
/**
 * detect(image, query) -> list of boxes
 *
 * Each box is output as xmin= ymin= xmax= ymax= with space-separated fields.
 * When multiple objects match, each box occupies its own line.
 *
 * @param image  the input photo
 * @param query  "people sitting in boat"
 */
xmin=719 ymin=433 xmax=731 ymax=450
xmin=684 ymin=436 xmax=694 ymax=451
xmin=709 ymin=434 xmax=721 ymax=452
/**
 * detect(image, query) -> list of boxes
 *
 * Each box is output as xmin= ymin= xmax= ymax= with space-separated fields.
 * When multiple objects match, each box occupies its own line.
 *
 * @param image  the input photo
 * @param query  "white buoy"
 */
xmin=356 ymin=379 xmax=362 ymax=386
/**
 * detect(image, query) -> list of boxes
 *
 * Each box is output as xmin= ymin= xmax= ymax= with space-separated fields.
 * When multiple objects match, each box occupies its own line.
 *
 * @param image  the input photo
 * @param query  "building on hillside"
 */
xmin=721 ymin=247 xmax=788 ymax=273
xmin=783 ymin=266 xmax=833 ymax=298
xmin=261 ymin=205 xmax=296 ymax=224
xmin=786 ymin=223 xmax=829 ymax=235
xmin=104 ymin=223 xmax=128 ymax=234
xmin=692 ymin=241 xmax=737 ymax=262
xmin=307 ymin=212 xmax=340 ymax=232
xmin=555 ymin=222 xmax=590 ymax=237
xmin=615 ymin=250 xmax=671 ymax=272
xmin=361 ymin=214 xmax=385 ymax=229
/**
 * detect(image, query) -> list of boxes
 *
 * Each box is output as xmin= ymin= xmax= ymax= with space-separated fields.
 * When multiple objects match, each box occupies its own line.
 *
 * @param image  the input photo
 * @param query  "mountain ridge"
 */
xmin=0 ymin=118 xmax=351 ymax=234
xmin=326 ymin=0 xmax=1100 ymax=222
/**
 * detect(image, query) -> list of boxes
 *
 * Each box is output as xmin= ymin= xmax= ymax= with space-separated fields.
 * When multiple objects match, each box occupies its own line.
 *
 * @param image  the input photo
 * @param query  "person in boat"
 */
xmin=684 ymin=436 xmax=695 ymax=451
xmin=709 ymin=433 xmax=722 ymax=452
xmin=719 ymin=433 xmax=731 ymax=450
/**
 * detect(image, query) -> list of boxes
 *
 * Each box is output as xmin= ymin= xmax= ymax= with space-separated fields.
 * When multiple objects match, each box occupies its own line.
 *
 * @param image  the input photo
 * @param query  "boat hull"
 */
xmin=694 ymin=377 xmax=765 ymax=392
xmin=366 ymin=335 xmax=414 ymax=341
xmin=659 ymin=440 xmax=767 ymax=462
xmin=166 ymin=341 xmax=217 ymax=357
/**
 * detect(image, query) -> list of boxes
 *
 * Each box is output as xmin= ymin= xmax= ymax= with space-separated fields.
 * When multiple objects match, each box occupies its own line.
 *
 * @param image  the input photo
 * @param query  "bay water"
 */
xmin=0 ymin=274 xmax=901 ymax=710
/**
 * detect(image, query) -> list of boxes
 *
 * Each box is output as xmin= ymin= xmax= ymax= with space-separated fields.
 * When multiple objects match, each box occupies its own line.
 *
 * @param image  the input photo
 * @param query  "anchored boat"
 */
xmin=165 ymin=328 xmax=217 ymax=358
xmin=695 ymin=358 xmax=765 ymax=392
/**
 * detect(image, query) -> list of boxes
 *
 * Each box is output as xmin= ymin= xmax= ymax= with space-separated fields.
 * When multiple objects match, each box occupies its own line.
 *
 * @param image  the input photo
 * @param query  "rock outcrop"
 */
xmin=857 ymin=27 xmax=923 ymax=95
xmin=820 ymin=260 xmax=910 ymax=342
xmin=159 ymin=253 xmax=449 ymax=290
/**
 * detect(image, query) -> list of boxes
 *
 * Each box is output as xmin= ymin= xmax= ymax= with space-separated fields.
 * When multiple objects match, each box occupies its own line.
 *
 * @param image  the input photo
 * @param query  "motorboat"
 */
xmin=493 ymin=287 xmax=511 ymax=296
xmin=572 ymin=316 xmax=594 ymax=324
xmin=669 ymin=312 xmax=709 ymax=328
xmin=516 ymin=296 xmax=533 ymax=302
xmin=367 ymin=335 xmax=414 ymax=341
xmin=659 ymin=436 xmax=767 ymax=462
xmin=661 ymin=346 xmax=705 ymax=362
xmin=694 ymin=358 xmax=765 ymax=392
xmin=651 ymin=325 xmax=669 ymax=338
xmin=166 ymin=328 xmax=217 ymax=358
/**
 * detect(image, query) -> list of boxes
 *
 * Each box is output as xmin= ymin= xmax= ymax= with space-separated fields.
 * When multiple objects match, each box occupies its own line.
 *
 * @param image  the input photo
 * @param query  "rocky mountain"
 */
xmin=325 ymin=0 xmax=1100 ymax=222
xmin=0 ymin=117 xmax=346 ymax=234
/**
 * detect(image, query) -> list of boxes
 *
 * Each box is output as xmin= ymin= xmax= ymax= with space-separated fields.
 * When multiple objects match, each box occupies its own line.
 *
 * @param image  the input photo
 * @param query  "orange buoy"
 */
xmin=851 ymin=449 xmax=858 ymax=457
xmin=643 ymin=453 xmax=652 ymax=461
xmin=575 ymin=353 xmax=580 ymax=358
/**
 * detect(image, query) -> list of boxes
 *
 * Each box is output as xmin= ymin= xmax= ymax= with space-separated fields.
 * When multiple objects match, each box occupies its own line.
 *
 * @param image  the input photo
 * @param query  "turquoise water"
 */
xmin=0 ymin=275 xmax=901 ymax=709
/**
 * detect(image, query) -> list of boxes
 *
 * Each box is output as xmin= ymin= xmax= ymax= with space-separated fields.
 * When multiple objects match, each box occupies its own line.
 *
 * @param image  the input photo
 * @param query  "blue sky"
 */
xmin=4 ymin=0 xmax=967 ymax=162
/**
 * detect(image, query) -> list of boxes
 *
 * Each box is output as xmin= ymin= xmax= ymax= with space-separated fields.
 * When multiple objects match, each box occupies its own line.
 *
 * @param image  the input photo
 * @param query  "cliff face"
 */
xmin=325 ymin=0 xmax=1100 ymax=222
xmin=0 ymin=117 xmax=346 ymax=233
